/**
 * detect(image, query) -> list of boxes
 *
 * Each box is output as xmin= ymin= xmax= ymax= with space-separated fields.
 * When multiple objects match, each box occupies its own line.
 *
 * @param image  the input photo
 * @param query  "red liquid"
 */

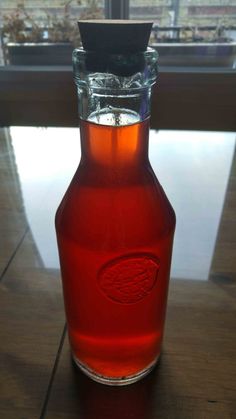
xmin=55 ymin=117 xmax=175 ymax=380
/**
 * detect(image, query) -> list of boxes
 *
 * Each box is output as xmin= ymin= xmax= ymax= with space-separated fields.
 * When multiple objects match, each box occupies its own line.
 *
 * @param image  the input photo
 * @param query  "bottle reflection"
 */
xmin=71 ymin=359 xmax=158 ymax=419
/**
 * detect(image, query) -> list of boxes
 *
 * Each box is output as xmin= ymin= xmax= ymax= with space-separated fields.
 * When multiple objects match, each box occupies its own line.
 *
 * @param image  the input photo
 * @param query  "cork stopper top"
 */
xmin=78 ymin=20 xmax=153 ymax=54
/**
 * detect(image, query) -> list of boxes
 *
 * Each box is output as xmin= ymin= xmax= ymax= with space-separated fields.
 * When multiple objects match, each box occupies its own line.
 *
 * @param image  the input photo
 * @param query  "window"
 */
xmin=0 ymin=0 xmax=104 ymax=66
xmin=130 ymin=0 xmax=236 ymax=70
xmin=0 ymin=0 xmax=235 ymax=130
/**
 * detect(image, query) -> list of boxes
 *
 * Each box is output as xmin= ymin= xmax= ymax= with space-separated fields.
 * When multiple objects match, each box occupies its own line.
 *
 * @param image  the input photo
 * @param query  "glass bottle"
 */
xmin=55 ymin=21 xmax=175 ymax=386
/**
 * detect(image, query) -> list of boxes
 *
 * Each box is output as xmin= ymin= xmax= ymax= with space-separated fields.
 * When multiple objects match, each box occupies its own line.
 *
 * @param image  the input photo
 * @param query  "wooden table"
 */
xmin=0 ymin=127 xmax=235 ymax=419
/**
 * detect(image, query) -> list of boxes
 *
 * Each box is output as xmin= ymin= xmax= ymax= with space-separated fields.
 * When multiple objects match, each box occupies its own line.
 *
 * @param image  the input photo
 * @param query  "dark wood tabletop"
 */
xmin=0 ymin=127 xmax=235 ymax=419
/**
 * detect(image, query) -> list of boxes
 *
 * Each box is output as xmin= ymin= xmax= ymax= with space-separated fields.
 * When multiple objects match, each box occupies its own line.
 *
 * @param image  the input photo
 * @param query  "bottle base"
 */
xmin=72 ymin=354 xmax=159 ymax=386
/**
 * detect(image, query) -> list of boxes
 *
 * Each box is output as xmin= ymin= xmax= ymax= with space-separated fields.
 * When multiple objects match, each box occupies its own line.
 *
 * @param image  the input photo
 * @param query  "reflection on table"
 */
xmin=10 ymin=127 xmax=236 ymax=280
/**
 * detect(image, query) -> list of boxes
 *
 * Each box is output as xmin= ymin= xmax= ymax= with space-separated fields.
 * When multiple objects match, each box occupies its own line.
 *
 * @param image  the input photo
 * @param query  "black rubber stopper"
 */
xmin=78 ymin=20 xmax=153 ymax=54
xmin=77 ymin=20 xmax=153 ymax=76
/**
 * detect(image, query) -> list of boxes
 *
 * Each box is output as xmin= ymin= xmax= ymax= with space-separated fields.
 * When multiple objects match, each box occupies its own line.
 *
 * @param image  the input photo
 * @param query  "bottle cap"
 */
xmin=78 ymin=20 xmax=153 ymax=54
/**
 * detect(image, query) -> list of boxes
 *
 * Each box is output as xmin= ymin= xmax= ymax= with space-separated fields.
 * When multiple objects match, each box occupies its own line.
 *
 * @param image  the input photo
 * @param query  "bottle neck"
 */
xmin=73 ymin=48 xmax=157 ymax=169
xmin=73 ymin=48 xmax=158 ymax=124
xmin=79 ymin=116 xmax=150 ymax=168
xmin=77 ymin=83 xmax=152 ymax=125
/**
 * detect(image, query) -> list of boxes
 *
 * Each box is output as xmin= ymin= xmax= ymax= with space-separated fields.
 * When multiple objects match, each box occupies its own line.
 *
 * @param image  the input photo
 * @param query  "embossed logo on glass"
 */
xmin=98 ymin=254 xmax=160 ymax=304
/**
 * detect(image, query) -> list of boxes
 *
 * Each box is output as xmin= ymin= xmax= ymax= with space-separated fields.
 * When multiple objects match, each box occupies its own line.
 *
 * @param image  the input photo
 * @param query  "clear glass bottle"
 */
xmin=55 ymin=22 xmax=175 ymax=386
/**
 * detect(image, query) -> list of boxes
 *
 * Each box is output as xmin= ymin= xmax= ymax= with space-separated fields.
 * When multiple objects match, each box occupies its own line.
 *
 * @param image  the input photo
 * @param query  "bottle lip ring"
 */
xmin=75 ymin=82 xmax=157 ymax=92
xmin=73 ymin=46 xmax=158 ymax=84
xmin=73 ymin=46 xmax=158 ymax=59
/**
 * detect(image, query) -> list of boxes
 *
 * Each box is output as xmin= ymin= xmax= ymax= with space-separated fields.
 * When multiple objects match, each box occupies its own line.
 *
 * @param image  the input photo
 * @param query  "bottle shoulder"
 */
xmin=55 ymin=164 xmax=175 ymax=248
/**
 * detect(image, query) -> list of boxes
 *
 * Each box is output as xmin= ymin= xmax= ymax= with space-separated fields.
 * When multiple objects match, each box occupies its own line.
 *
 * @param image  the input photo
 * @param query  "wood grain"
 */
xmin=211 ymin=148 xmax=236 ymax=277
xmin=43 ymin=280 xmax=236 ymax=419
xmin=0 ymin=230 xmax=65 ymax=419
xmin=0 ymin=129 xmax=28 ymax=277
xmin=0 ymin=129 xmax=65 ymax=418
